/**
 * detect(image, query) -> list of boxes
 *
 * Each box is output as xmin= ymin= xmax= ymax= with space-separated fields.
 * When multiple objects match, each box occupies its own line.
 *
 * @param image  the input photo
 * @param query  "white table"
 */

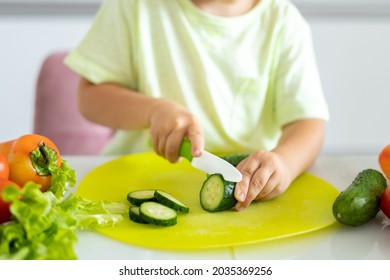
xmin=64 ymin=155 xmax=390 ymax=260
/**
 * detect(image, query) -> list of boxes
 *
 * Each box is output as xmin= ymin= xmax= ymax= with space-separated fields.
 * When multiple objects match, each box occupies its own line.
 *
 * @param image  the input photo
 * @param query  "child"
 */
xmin=65 ymin=0 xmax=329 ymax=211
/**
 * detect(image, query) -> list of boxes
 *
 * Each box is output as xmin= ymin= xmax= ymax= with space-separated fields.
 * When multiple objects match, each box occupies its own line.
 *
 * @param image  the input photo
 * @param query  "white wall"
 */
xmin=0 ymin=14 xmax=94 ymax=142
xmin=1 ymin=5 xmax=390 ymax=155
xmin=309 ymin=16 xmax=390 ymax=155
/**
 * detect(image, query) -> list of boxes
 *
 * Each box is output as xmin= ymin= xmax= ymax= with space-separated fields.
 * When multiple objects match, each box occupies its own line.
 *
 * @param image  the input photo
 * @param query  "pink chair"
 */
xmin=33 ymin=51 xmax=113 ymax=155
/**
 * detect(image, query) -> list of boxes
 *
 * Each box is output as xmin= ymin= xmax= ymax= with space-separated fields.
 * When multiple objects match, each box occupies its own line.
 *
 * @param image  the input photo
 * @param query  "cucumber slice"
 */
xmin=129 ymin=205 xmax=148 ymax=224
xmin=200 ymin=173 xmax=237 ymax=212
xmin=127 ymin=189 xmax=157 ymax=206
xmin=154 ymin=190 xmax=190 ymax=213
xmin=139 ymin=201 xmax=177 ymax=226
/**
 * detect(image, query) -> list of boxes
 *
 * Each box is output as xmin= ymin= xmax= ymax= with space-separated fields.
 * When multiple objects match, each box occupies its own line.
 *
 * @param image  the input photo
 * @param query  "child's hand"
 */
xmin=149 ymin=99 xmax=204 ymax=163
xmin=233 ymin=150 xmax=293 ymax=211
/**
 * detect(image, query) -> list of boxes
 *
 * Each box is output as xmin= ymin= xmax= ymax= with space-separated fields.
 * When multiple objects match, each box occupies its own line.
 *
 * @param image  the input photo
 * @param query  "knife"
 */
xmin=179 ymin=139 xmax=242 ymax=182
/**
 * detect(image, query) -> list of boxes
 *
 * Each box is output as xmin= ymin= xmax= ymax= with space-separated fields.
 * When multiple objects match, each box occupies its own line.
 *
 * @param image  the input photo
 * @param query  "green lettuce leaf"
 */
xmin=48 ymin=159 xmax=77 ymax=200
xmin=60 ymin=194 xmax=127 ymax=230
xmin=0 ymin=181 xmax=127 ymax=260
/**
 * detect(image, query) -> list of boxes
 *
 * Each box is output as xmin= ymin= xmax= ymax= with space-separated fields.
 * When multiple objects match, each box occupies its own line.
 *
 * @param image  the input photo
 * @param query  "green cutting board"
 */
xmin=76 ymin=152 xmax=339 ymax=250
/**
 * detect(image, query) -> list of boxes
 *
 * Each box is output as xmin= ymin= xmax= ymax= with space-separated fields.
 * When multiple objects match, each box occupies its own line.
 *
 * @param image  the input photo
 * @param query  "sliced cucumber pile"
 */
xmin=126 ymin=189 xmax=189 ymax=227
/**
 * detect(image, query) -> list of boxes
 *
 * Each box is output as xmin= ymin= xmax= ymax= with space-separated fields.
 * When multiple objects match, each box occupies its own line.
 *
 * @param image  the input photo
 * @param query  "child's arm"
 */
xmin=77 ymin=78 xmax=204 ymax=162
xmin=233 ymin=119 xmax=325 ymax=211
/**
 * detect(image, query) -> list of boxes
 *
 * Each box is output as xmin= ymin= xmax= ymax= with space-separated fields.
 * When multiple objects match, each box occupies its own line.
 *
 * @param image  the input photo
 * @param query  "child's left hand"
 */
xmin=233 ymin=150 xmax=293 ymax=211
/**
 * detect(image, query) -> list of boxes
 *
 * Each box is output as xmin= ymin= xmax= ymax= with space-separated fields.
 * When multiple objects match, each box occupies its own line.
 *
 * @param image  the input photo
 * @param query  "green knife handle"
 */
xmin=179 ymin=138 xmax=193 ymax=161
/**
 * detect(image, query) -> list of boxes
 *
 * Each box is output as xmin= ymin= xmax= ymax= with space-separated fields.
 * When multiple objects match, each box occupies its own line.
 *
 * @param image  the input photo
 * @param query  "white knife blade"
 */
xmin=191 ymin=150 xmax=242 ymax=182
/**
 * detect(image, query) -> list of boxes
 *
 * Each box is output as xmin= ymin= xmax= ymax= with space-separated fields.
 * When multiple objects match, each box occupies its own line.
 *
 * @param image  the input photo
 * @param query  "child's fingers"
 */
xmin=255 ymin=173 xmax=279 ymax=200
xmin=256 ymin=184 xmax=284 ymax=201
xmin=150 ymin=132 xmax=161 ymax=157
xmin=234 ymin=156 xmax=273 ymax=211
xmin=186 ymin=123 xmax=204 ymax=157
xmin=157 ymin=134 xmax=168 ymax=157
xmin=245 ymin=166 xmax=274 ymax=206
xmin=165 ymin=131 xmax=186 ymax=163
xmin=233 ymin=157 xmax=250 ymax=204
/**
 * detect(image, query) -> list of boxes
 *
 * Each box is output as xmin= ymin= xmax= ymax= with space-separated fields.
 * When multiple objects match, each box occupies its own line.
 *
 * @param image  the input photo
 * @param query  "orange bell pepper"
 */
xmin=0 ymin=134 xmax=62 ymax=192
xmin=379 ymin=144 xmax=390 ymax=180
xmin=0 ymin=154 xmax=9 ymax=179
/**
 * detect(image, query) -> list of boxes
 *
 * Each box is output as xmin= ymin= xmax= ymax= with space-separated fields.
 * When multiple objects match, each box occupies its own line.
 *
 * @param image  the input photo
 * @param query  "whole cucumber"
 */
xmin=220 ymin=153 xmax=249 ymax=167
xmin=332 ymin=168 xmax=387 ymax=226
xmin=200 ymin=173 xmax=237 ymax=212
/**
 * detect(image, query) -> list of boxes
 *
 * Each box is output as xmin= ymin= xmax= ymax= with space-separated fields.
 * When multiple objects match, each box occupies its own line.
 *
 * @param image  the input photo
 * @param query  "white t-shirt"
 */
xmin=65 ymin=0 xmax=329 ymax=155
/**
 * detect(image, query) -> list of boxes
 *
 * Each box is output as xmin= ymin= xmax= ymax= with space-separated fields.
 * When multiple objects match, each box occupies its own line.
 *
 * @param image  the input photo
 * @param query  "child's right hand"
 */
xmin=149 ymin=99 xmax=204 ymax=163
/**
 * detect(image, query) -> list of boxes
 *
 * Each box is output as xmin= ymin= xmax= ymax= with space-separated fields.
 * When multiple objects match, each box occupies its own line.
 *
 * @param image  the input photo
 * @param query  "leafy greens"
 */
xmin=0 ymin=160 xmax=127 ymax=260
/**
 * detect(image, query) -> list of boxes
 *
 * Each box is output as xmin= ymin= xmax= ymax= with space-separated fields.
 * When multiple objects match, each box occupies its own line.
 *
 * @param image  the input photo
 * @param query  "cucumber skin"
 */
xmin=195 ymin=153 xmax=247 ymax=212
xmin=129 ymin=206 xmax=148 ymax=224
xmin=200 ymin=174 xmax=238 ymax=212
xmin=332 ymin=169 xmax=387 ymax=226
xmin=219 ymin=181 xmax=237 ymax=211
xmin=220 ymin=154 xmax=249 ymax=167
xmin=154 ymin=190 xmax=190 ymax=213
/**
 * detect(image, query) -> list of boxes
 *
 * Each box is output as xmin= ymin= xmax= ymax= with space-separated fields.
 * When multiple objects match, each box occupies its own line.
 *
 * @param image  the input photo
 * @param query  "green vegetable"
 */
xmin=200 ymin=173 xmax=237 ymax=212
xmin=220 ymin=153 xmax=249 ymax=167
xmin=179 ymin=138 xmax=193 ymax=161
xmin=332 ymin=168 xmax=387 ymax=226
xmin=129 ymin=205 xmax=148 ymax=224
xmin=154 ymin=190 xmax=190 ymax=213
xmin=60 ymin=194 xmax=127 ymax=230
xmin=179 ymin=139 xmax=249 ymax=167
xmin=127 ymin=189 xmax=157 ymax=206
xmin=0 ymin=182 xmax=127 ymax=260
xmin=127 ymin=189 xmax=190 ymax=225
xmin=139 ymin=201 xmax=177 ymax=227
xmin=48 ymin=159 xmax=77 ymax=200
